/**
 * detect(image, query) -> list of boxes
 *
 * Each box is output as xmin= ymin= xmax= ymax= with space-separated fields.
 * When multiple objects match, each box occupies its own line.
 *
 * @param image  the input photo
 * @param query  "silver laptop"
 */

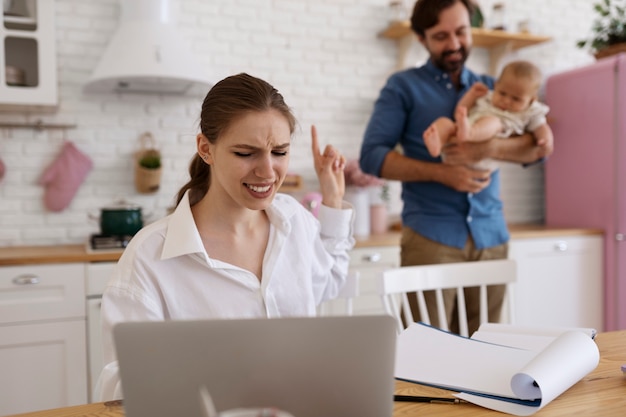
xmin=113 ymin=315 xmax=397 ymax=417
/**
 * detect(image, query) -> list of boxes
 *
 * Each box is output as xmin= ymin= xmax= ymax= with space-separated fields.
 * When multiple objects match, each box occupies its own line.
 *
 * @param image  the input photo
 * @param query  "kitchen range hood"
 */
xmin=84 ymin=0 xmax=211 ymax=95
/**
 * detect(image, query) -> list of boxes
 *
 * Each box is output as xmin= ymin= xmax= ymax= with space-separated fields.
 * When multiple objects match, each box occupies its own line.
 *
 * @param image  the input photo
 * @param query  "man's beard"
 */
xmin=432 ymin=46 xmax=469 ymax=73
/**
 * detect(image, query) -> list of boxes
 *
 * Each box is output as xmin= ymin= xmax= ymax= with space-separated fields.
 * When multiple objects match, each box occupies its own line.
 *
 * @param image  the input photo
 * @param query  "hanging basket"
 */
xmin=134 ymin=132 xmax=162 ymax=194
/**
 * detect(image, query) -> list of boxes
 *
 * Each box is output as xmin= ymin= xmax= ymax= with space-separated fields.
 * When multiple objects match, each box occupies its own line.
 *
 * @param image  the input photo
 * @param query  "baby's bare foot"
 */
xmin=423 ymin=125 xmax=442 ymax=157
xmin=455 ymin=106 xmax=470 ymax=141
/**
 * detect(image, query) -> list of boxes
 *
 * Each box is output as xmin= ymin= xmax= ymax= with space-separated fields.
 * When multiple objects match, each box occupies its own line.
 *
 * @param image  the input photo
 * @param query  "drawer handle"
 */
xmin=12 ymin=274 xmax=41 ymax=285
xmin=554 ymin=241 xmax=568 ymax=252
xmin=362 ymin=253 xmax=382 ymax=263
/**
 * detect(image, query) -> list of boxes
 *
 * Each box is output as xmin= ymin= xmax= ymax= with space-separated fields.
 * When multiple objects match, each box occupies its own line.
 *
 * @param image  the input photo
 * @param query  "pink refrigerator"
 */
xmin=545 ymin=53 xmax=626 ymax=331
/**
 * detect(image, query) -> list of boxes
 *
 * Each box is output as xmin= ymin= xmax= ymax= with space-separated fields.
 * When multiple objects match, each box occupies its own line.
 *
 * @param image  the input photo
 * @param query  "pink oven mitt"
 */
xmin=39 ymin=141 xmax=93 ymax=212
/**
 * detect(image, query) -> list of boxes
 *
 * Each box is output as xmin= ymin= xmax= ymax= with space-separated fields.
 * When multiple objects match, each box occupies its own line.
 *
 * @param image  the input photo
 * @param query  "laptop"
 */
xmin=113 ymin=315 xmax=397 ymax=417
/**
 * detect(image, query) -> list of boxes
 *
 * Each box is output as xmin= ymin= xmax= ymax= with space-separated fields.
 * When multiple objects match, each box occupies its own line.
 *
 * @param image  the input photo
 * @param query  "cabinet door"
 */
xmin=85 ymin=262 xmax=116 ymax=402
xmin=1 ymin=0 xmax=57 ymax=107
xmin=0 ymin=263 xmax=85 ymax=324
xmin=349 ymin=246 xmax=400 ymax=315
xmin=0 ymin=320 xmax=88 ymax=415
xmin=509 ymin=235 xmax=603 ymax=330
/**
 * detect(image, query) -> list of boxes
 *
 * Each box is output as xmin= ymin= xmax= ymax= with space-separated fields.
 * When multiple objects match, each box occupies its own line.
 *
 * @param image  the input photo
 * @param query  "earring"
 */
xmin=199 ymin=153 xmax=208 ymax=162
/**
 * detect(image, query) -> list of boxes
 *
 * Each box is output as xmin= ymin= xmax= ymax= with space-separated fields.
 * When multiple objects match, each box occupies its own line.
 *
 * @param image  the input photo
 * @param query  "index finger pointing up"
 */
xmin=311 ymin=124 xmax=320 ymax=157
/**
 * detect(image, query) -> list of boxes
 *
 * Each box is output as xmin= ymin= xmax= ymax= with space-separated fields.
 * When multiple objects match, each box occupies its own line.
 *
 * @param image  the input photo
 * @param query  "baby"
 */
xmin=423 ymin=60 xmax=553 ymax=159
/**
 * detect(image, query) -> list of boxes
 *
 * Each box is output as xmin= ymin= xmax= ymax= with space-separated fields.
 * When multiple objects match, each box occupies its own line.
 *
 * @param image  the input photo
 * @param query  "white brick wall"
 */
xmin=0 ymin=0 xmax=599 ymax=246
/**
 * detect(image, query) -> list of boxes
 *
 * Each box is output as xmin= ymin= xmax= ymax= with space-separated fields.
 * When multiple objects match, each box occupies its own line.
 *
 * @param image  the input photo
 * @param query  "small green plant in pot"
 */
xmin=139 ymin=151 xmax=161 ymax=169
xmin=577 ymin=0 xmax=626 ymax=59
xmin=134 ymin=132 xmax=163 ymax=194
xmin=135 ymin=150 xmax=162 ymax=193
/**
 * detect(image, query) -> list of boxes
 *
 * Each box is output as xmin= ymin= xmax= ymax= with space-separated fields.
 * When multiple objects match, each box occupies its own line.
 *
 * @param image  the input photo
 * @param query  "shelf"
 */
xmin=279 ymin=173 xmax=303 ymax=193
xmin=3 ymin=14 xmax=37 ymax=31
xmin=378 ymin=20 xmax=413 ymax=39
xmin=0 ymin=120 xmax=77 ymax=131
xmin=379 ymin=21 xmax=550 ymax=46
xmin=471 ymin=28 xmax=551 ymax=50
xmin=378 ymin=21 xmax=551 ymax=74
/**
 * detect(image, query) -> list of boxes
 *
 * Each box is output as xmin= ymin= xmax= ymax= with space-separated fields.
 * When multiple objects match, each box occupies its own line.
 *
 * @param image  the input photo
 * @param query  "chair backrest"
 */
xmin=318 ymin=270 xmax=360 ymax=316
xmin=376 ymin=259 xmax=517 ymax=336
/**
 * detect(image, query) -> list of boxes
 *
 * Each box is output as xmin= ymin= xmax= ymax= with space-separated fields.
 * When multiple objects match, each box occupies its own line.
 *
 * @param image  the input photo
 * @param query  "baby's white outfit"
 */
xmin=465 ymin=91 xmax=550 ymax=170
xmin=469 ymin=91 xmax=550 ymax=138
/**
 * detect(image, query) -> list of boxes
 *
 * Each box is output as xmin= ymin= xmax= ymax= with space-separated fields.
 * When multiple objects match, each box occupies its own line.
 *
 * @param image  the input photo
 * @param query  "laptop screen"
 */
xmin=114 ymin=315 xmax=397 ymax=417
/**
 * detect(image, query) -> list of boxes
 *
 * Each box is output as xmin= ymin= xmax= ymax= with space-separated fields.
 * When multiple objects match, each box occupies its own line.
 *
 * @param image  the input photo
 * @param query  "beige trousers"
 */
xmin=400 ymin=227 xmax=508 ymax=335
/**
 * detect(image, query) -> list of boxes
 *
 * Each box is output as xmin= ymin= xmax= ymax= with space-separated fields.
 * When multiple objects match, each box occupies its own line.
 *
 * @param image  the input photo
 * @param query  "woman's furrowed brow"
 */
xmin=274 ymin=142 xmax=291 ymax=150
xmin=232 ymin=142 xmax=290 ymax=150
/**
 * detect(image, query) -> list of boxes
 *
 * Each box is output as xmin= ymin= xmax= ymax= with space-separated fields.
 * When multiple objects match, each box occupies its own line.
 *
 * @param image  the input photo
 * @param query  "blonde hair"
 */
xmin=499 ymin=60 xmax=543 ymax=91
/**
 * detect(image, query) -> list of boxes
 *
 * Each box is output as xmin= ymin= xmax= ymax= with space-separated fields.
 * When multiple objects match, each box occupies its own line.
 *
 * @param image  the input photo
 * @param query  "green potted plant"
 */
xmin=139 ymin=151 xmax=161 ymax=169
xmin=577 ymin=0 xmax=626 ymax=59
xmin=134 ymin=132 xmax=163 ymax=194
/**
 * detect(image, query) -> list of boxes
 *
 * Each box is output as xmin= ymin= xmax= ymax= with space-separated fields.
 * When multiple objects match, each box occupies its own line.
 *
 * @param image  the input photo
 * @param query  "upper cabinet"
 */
xmin=379 ymin=21 xmax=551 ymax=75
xmin=1 ymin=0 xmax=57 ymax=109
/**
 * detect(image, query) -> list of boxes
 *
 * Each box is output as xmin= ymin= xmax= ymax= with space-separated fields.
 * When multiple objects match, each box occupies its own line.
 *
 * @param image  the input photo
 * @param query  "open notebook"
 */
xmin=113 ymin=315 xmax=397 ymax=417
xmin=395 ymin=322 xmax=599 ymax=416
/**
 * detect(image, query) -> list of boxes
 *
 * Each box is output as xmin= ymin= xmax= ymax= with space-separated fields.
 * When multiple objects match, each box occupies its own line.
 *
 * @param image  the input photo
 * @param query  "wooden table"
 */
xmin=8 ymin=331 xmax=626 ymax=417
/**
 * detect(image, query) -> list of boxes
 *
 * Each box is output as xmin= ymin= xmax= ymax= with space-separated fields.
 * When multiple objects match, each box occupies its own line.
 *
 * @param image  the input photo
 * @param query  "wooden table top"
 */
xmin=7 ymin=330 xmax=626 ymax=417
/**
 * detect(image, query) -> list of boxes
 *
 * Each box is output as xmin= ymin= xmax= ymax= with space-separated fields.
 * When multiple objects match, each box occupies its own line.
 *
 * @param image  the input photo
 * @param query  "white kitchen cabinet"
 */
xmin=1 ymin=0 xmax=57 ymax=108
xmin=85 ymin=261 xmax=116 ymax=403
xmin=0 ymin=262 xmax=87 ymax=415
xmin=508 ymin=235 xmax=604 ymax=331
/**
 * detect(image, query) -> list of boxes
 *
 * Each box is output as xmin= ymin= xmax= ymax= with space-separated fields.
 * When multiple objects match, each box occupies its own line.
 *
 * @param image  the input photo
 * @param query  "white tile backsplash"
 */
xmin=0 ymin=0 xmax=598 ymax=246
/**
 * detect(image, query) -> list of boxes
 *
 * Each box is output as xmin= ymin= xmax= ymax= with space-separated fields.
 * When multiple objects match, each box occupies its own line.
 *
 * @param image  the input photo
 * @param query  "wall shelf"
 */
xmin=3 ymin=14 xmax=37 ymax=30
xmin=378 ymin=21 xmax=551 ymax=74
xmin=0 ymin=120 xmax=77 ymax=131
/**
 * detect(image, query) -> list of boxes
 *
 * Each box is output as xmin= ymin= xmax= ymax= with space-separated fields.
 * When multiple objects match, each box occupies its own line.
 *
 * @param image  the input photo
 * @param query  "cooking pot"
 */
xmin=92 ymin=201 xmax=144 ymax=236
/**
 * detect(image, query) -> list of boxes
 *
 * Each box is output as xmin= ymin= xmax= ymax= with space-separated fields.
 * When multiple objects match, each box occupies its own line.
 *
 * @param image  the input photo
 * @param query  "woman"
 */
xmin=96 ymin=73 xmax=354 ymax=400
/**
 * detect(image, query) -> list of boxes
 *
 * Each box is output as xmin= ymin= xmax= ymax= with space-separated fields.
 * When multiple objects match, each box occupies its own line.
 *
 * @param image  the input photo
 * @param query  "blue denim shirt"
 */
xmin=359 ymin=60 xmax=509 ymax=249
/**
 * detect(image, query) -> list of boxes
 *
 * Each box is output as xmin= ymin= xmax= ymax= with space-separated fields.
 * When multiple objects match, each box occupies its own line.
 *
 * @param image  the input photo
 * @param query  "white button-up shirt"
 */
xmin=96 ymin=190 xmax=354 ymax=401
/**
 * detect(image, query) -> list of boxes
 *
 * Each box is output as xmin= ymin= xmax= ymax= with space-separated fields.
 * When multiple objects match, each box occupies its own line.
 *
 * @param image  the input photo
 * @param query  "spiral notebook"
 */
xmin=113 ymin=315 xmax=397 ymax=417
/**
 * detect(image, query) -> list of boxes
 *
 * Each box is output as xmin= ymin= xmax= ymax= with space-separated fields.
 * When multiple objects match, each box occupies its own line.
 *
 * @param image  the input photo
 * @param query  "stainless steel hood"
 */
xmin=84 ymin=0 xmax=211 ymax=95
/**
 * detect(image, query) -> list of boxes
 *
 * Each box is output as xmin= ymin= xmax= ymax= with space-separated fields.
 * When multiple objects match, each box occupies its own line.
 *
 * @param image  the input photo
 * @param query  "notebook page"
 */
xmin=395 ymin=323 xmax=599 ymax=415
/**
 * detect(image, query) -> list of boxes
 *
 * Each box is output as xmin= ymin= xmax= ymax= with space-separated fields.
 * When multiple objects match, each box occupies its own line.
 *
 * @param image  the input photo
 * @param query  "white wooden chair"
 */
xmin=376 ymin=259 xmax=517 ymax=336
xmin=318 ymin=270 xmax=360 ymax=316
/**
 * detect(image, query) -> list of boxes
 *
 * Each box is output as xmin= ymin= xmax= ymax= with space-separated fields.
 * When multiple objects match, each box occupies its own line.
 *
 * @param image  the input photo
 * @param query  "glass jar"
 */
xmin=491 ymin=3 xmax=506 ymax=31
xmin=388 ymin=0 xmax=409 ymax=23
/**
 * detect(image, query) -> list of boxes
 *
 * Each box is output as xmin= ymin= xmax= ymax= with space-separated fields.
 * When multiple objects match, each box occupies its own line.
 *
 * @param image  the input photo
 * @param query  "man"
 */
xmin=359 ymin=0 xmax=552 ymax=334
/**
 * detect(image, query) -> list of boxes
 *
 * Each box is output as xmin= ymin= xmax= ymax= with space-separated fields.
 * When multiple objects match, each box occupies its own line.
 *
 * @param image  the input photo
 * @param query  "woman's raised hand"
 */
xmin=311 ymin=125 xmax=346 ymax=209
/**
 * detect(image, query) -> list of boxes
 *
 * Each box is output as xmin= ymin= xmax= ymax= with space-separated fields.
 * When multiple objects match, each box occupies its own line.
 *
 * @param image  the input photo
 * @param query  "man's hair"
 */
xmin=410 ymin=0 xmax=473 ymax=37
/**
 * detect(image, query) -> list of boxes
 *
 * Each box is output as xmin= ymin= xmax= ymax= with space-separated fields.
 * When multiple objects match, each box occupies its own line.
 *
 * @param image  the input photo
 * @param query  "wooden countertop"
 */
xmin=506 ymin=223 xmax=603 ymax=238
xmin=355 ymin=223 xmax=603 ymax=248
xmin=0 ymin=245 xmax=124 ymax=266
xmin=0 ymin=224 xmax=604 ymax=266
